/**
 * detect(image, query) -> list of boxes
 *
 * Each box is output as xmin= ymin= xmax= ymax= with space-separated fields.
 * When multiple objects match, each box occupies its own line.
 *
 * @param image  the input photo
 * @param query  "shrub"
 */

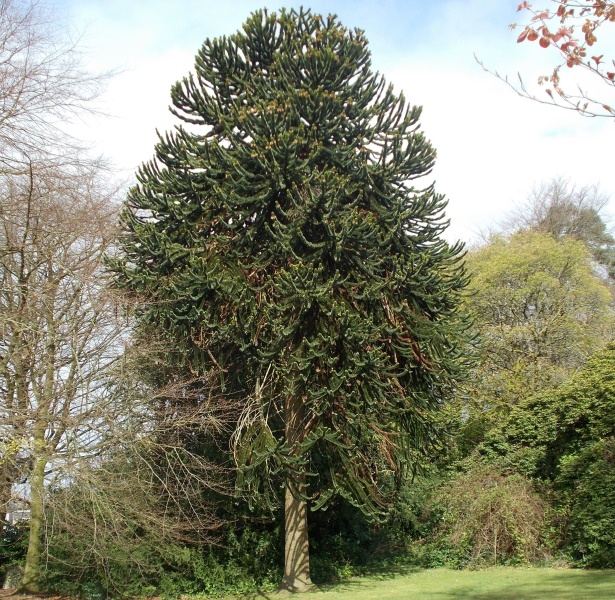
xmin=556 ymin=438 xmax=615 ymax=568
xmin=423 ymin=465 xmax=549 ymax=567
xmin=42 ymin=515 xmax=283 ymax=599
xmin=0 ymin=524 xmax=27 ymax=587
xmin=477 ymin=344 xmax=615 ymax=567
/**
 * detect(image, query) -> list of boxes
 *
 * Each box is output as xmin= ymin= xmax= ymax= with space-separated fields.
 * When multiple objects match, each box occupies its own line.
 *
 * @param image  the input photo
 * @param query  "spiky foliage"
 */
xmin=111 ymin=8 xmax=468 ymax=519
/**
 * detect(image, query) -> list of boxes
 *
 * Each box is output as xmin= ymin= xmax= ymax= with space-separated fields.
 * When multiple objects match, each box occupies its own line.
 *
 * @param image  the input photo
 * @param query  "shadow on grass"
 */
xmin=232 ymin=568 xmax=615 ymax=600
xmin=403 ymin=569 xmax=615 ymax=600
xmin=229 ymin=565 xmax=422 ymax=599
xmin=356 ymin=562 xmax=423 ymax=581
xmin=322 ymin=562 xmax=422 ymax=583
xmin=228 ymin=562 xmax=419 ymax=599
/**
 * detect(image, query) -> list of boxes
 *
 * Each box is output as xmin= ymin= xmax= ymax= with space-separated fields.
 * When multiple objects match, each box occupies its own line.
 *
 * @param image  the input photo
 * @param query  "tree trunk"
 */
xmin=281 ymin=394 xmax=312 ymax=592
xmin=20 ymin=270 xmax=57 ymax=594
xmin=282 ymin=475 xmax=311 ymax=591
xmin=20 ymin=452 xmax=46 ymax=593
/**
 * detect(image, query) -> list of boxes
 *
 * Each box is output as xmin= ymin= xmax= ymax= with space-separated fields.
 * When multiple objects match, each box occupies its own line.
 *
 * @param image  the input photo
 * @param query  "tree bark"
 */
xmin=281 ymin=394 xmax=312 ymax=592
xmin=20 ymin=453 xmax=46 ymax=593
xmin=282 ymin=475 xmax=311 ymax=591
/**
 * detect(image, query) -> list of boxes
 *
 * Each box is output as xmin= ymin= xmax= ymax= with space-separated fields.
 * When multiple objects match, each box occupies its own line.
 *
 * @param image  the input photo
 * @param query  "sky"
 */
xmin=50 ymin=0 xmax=614 ymax=243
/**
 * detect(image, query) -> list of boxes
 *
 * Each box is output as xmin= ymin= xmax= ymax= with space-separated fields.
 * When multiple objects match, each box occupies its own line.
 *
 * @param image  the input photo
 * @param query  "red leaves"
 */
xmin=531 ymin=11 xmax=550 ymax=21
xmin=516 ymin=23 xmax=550 ymax=48
xmin=512 ymin=0 xmax=615 ymax=118
xmin=518 ymin=27 xmax=542 ymax=43
xmin=551 ymin=27 xmax=568 ymax=43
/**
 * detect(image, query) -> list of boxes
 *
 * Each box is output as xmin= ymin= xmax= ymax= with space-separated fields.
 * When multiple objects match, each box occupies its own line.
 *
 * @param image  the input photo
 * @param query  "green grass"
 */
xmin=223 ymin=567 xmax=615 ymax=600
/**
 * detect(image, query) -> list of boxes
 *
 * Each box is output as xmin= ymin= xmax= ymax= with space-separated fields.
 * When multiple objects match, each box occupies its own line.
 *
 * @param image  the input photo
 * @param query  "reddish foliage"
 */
xmin=512 ymin=0 xmax=615 ymax=117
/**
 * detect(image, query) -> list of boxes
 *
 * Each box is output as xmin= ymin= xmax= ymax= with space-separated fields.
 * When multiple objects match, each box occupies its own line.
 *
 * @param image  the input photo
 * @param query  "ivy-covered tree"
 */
xmin=111 ymin=8 xmax=469 ymax=591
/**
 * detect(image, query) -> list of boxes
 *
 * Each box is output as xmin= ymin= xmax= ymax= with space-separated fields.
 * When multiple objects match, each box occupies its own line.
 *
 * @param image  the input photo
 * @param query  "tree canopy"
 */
xmin=463 ymin=230 xmax=614 ymax=414
xmin=500 ymin=178 xmax=615 ymax=278
xmin=111 ymin=7 xmax=470 ymax=591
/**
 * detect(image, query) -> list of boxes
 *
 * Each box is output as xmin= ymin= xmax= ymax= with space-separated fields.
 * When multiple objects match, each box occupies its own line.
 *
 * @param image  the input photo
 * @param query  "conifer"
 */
xmin=111 ymin=8 xmax=469 ymax=591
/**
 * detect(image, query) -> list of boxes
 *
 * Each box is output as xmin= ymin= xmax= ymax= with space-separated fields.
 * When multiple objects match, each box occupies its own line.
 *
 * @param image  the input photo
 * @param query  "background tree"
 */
xmin=0 ymin=0 xmax=106 ymax=169
xmin=0 ymin=0 xmax=239 ymax=594
xmin=0 ymin=159 xmax=123 ymax=592
xmin=0 ymin=163 xmax=237 ymax=594
xmin=0 ymin=1 xmax=116 ymax=592
xmin=111 ymin=7 xmax=470 ymax=592
xmin=462 ymin=231 xmax=614 ymax=426
xmin=501 ymin=178 xmax=615 ymax=278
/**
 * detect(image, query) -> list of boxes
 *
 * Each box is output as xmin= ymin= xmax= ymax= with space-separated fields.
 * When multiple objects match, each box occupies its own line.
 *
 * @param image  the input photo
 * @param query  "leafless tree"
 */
xmin=40 ymin=339 xmax=241 ymax=596
xmin=0 ymin=0 xmax=108 ymax=170
xmin=498 ymin=177 xmax=615 ymax=278
xmin=502 ymin=177 xmax=610 ymax=235
xmin=0 ymin=157 xmax=123 ymax=591
xmin=0 ymin=159 xmax=240 ymax=593
xmin=0 ymin=2 xmax=240 ymax=593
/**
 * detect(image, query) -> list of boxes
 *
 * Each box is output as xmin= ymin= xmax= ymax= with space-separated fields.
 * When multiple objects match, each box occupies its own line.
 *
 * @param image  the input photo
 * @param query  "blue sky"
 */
xmin=51 ymin=0 xmax=614 ymax=242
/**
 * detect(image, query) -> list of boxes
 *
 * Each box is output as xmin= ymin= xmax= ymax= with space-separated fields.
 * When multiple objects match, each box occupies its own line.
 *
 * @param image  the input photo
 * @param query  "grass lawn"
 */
xmin=228 ymin=567 xmax=615 ymax=600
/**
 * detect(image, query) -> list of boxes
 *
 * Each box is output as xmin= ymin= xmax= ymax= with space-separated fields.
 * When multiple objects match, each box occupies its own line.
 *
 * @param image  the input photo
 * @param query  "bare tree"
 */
xmin=0 ymin=2 xmax=242 ymax=593
xmin=500 ymin=177 xmax=615 ymax=277
xmin=0 ymin=160 xmax=241 ymax=593
xmin=40 ymin=341 xmax=241 ymax=596
xmin=0 ymin=0 xmax=107 ymax=170
xmin=0 ymin=157 xmax=125 ymax=592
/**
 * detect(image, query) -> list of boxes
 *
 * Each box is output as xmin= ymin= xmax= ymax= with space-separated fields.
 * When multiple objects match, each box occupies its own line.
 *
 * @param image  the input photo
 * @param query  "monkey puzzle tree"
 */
xmin=111 ymin=8 xmax=469 ymax=592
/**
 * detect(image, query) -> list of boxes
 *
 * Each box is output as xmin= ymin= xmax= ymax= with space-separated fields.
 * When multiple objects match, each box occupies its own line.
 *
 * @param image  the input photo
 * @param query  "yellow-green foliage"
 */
xmin=464 ymin=231 xmax=614 ymax=413
xmin=0 ymin=439 xmax=22 ymax=466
